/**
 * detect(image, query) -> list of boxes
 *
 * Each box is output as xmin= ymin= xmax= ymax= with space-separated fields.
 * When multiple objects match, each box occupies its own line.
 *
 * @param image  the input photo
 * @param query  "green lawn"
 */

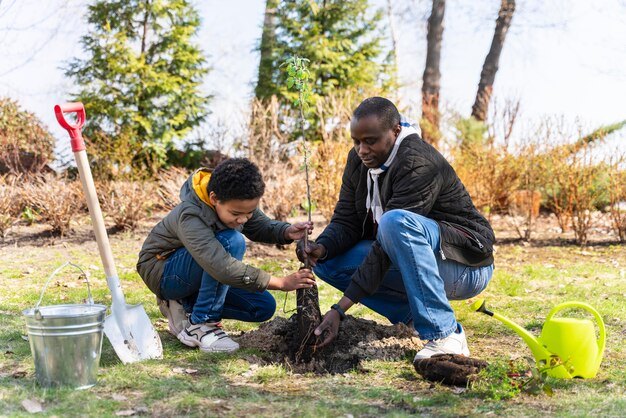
xmin=1 ymin=228 xmax=625 ymax=417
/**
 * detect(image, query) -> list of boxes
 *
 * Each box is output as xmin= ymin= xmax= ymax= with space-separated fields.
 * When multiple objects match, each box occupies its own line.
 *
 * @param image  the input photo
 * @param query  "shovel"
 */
xmin=54 ymin=102 xmax=163 ymax=364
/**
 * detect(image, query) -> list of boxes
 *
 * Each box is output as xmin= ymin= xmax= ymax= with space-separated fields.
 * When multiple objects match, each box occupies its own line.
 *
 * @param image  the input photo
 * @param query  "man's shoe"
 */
xmin=414 ymin=324 xmax=470 ymax=360
xmin=157 ymin=298 xmax=189 ymax=336
xmin=178 ymin=322 xmax=239 ymax=353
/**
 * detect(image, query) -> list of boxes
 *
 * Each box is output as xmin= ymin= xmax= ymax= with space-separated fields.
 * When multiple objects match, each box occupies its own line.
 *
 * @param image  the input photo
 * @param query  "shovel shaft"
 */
xmin=74 ymin=151 xmax=121 ymax=291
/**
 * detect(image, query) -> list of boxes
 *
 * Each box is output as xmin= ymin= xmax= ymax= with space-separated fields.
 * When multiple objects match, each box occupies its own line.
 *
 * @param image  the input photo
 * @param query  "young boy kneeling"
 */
xmin=137 ymin=158 xmax=314 ymax=353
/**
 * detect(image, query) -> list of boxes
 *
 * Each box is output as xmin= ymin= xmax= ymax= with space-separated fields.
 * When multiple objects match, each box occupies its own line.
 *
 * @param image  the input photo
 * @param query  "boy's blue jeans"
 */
xmin=160 ymin=229 xmax=276 ymax=325
xmin=314 ymin=209 xmax=493 ymax=341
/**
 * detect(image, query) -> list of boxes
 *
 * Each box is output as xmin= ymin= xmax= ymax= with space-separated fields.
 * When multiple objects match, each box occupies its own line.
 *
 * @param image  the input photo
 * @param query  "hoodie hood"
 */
xmin=181 ymin=168 xmax=215 ymax=209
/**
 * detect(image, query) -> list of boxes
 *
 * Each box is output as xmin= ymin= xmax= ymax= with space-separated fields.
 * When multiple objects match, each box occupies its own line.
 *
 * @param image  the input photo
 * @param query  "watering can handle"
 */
xmin=35 ymin=262 xmax=94 ymax=311
xmin=545 ymin=301 xmax=606 ymax=360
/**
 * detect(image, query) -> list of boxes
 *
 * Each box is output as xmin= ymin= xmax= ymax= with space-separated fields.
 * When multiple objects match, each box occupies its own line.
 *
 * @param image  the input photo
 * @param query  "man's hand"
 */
xmin=284 ymin=222 xmax=313 ymax=241
xmin=296 ymin=240 xmax=326 ymax=267
xmin=314 ymin=309 xmax=341 ymax=348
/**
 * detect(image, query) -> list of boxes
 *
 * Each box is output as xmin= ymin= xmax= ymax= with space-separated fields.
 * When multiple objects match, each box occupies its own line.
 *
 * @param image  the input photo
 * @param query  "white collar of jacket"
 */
xmin=366 ymin=119 xmax=419 ymax=223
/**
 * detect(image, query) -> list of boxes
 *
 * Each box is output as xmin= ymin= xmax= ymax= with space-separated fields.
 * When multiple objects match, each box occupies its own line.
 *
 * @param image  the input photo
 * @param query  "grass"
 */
xmin=1 ymin=226 xmax=625 ymax=417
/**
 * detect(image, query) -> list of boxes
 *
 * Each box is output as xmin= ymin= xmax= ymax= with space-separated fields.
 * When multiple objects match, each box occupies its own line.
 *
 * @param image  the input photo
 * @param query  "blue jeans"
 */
xmin=314 ymin=209 xmax=493 ymax=340
xmin=160 ymin=229 xmax=276 ymax=325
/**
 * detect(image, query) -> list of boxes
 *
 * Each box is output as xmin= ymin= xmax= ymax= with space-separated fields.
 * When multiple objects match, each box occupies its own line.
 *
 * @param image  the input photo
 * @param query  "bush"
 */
xmin=0 ymin=175 xmax=24 ymax=238
xmin=98 ymin=180 xmax=157 ymax=231
xmin=155 ymin=166 xmax=190 ymax=210
xmin=451 ymin=117 xmax=521 ymax=215
xmin=0 ymin=98 xmax=55 ymax=175
xmin=245 ymin=97 xmax=305 ymax=222
xmin=21 ymin=175 xmax=84 ymax=236
xmin=607 ymin=155 xmax=626 ymax=242
xmin=541 ymin=141 xmax=606 ymax=245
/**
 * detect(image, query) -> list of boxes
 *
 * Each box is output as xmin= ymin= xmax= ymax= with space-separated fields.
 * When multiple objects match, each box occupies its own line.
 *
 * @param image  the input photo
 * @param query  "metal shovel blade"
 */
xmin=103 ymin=303 xmax=163 ymax=364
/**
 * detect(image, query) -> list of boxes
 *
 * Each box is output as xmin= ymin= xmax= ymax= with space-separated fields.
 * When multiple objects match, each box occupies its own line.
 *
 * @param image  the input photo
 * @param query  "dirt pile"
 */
xmin=235 ymin=316 xmax=424 ymax=374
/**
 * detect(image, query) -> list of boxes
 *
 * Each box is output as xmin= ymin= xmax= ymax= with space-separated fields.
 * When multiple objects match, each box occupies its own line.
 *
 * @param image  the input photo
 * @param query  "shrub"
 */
xmin=607 ymin=154 xmax=626 ymax=242
xmin=541 ymin=142 xmax=605 ymax=246
xmin=21 ymin=175 xmax=84 ymax=236
xmin=451 ymin=117 xmax=521 ymax=216
xmin=0 ymin=175 xmax=24 ymax=238
xmin=245 ymin=97 xmax=305 ymax=222
xmin=155 ymin=166 xmax=190 ymax=210
xmin=311 ymin=91 xmax=357 ymax=222
xmin=0 ymin=98 xmax=55 ymax=175
xmin=98 ymin=181 xmax=157 ymax=231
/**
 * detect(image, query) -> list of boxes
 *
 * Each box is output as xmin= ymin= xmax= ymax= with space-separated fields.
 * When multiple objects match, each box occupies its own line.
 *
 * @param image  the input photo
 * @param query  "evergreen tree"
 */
xmin=65 ymin=0 xmax=210 ymax=176
xmin=258 ymin=0 xmax=390 ymax=106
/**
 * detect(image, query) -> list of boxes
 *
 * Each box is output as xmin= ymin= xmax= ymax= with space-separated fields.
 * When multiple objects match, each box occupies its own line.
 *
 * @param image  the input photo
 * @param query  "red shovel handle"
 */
xmin=54 ymin=102 xmax=86 ymax=152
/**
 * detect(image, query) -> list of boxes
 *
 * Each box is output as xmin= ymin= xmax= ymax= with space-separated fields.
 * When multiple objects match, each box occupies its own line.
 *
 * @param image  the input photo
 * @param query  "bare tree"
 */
xmin=420 ymin=0 xmax=445 ymax=146
xmin=471 ymin=0 xmax=516 ymax=122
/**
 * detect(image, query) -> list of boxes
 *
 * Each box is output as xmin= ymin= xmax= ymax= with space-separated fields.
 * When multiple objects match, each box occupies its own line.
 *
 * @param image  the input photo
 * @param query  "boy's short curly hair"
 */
xmin=208 ymin=158 xmax=265 ymax=201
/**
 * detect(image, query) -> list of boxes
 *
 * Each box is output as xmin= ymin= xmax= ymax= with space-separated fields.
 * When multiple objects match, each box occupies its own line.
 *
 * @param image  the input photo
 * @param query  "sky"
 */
xmin=0 ymin=0 xmax=624 ymax=160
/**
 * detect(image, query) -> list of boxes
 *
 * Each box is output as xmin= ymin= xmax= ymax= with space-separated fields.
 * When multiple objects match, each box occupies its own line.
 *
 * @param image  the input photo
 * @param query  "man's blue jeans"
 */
xmin=160 ymin=229 xmax=276 ymax=325
xmin=314 ymin=209 xmax=493 ymax=341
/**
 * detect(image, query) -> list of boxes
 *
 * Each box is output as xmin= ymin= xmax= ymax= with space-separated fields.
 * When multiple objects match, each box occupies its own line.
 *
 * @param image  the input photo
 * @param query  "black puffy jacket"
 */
xmin=315 ymin=133 xmax=495 ymax=303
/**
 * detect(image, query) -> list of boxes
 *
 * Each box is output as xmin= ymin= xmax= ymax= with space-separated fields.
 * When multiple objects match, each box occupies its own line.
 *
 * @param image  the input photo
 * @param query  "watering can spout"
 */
xmin=470 ymin=299 xmax=552 ymax=361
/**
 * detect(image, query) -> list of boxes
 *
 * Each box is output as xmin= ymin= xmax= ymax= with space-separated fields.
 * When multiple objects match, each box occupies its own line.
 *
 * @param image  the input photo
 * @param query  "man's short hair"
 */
xmin=353 ymin=97 xmax=401 ymax=131
xmin=208 ymin=158 xmax=265 ymax=201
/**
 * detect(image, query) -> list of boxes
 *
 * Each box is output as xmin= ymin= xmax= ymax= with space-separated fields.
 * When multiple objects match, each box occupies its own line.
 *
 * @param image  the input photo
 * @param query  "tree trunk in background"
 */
xmin=255 ymin=0 xmax=278 ymax=99
xmin=420 ymin=0 xmax=445 ymax=147
xmin=471 ymin=0 xmax=516 ymax=122
xmin=386 ymin=0 xmax=399 ymax=77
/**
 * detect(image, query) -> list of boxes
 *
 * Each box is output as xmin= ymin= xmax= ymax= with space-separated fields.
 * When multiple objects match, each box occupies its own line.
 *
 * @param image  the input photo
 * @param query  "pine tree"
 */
xmin=65 ymin=0 xmax=210 ymax=176
xmin=258 ymin=0 xmax=390 ymax=109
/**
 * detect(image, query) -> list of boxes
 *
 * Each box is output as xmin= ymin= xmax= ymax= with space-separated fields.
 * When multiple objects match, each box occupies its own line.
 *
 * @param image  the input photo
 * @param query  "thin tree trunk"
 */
xmin=255 ymin=0 xmax=278 ymax=99
xmin=420 ymin=0 xmax=445 ymax=147
xmin=386 ymin=0 xmax=399 ymax=76
xmin=140 ymin=0 xmax=150 ymax=55
xmin=471 ymin=0 xmax=516 ymax=122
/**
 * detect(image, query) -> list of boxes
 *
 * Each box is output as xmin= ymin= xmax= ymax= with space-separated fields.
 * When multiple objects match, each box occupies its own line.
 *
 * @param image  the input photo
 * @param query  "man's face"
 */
xmin=209 ymin=192 xmax=259 ymax=228
xmin=350 ymin=114 xmax=401 ymax=168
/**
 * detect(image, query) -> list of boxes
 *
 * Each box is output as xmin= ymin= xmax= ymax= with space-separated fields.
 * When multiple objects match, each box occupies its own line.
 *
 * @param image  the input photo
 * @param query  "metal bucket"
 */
xmin=22 ymin=263 xmax=107 ymax=389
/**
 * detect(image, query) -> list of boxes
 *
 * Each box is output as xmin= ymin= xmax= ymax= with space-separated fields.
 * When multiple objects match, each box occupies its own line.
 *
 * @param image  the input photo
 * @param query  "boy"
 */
xmin=137 ymin=158 xmax=315 ymax=353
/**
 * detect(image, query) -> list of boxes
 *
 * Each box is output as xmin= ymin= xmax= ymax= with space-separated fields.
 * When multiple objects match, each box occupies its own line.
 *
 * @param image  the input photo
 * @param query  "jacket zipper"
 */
xmin=441 ymin=221 xmax=484 ymax=249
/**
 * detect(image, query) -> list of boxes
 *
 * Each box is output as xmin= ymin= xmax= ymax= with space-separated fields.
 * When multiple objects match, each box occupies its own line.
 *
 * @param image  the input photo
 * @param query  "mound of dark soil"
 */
xmin=235 ymin=316 xmax=423 ymax=374
xmin=413 ymin=354 xmax=489 ymax=386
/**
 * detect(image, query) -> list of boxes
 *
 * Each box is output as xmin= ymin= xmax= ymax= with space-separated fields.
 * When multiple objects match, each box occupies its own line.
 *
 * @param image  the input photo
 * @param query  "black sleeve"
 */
xmin=315 ymin=150 xmax=363 ymax=260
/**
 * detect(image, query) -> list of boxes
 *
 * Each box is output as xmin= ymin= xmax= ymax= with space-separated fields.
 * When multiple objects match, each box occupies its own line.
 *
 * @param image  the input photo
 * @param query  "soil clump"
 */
xmin=235 ymin=315 xmax=423 ymax=374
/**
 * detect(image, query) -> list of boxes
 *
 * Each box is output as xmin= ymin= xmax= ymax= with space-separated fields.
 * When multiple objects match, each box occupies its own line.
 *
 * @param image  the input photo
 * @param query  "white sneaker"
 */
xmin=414 ymin=324 xmax=470 ymax=360
xmin=178 ymin=322 xmax=239 ymax=353
xmin=157 ymin=298 xmax=189 ymax=336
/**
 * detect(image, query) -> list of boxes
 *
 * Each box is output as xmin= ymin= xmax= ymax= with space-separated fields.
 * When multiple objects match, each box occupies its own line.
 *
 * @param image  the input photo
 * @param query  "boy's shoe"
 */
xmin=157 ymin=298 xmax=189 ymax=336
xmin=178 ymin=322 xmax=239 ymax=353
xmin=414 ymin=324 xmax=470 ymax=360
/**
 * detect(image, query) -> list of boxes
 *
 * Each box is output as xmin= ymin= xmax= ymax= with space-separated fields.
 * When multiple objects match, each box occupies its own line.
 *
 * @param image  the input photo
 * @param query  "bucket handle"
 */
xmin=34 ymin=262 xmax=94 ymax=318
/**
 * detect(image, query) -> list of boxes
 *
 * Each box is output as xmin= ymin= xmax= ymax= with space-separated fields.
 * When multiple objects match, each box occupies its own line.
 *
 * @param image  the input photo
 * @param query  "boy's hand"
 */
xmin=296 ymin=240 xmax=326 ymax=267
xmin=284 ymin=222 xmax=313 ymax=241
xmin=268 ymin=268 xmax=316 ymax=291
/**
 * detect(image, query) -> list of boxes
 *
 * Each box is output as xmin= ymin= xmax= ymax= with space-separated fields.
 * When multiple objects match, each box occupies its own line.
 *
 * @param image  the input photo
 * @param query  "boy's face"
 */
xmin=350 ymin=114 xmax=401 ymax=168
xmin=209 ymin=192 xmax=259 ymax=228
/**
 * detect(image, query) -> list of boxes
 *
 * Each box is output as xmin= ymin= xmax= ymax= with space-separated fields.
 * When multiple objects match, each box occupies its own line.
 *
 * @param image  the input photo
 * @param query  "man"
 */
xmin=297 ymin=97 xmax=495 ymax=360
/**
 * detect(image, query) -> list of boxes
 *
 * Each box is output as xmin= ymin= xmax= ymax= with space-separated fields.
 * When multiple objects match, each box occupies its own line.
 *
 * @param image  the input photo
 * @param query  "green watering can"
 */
xmin=471 ymin=299 xmax=605 ymax=379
